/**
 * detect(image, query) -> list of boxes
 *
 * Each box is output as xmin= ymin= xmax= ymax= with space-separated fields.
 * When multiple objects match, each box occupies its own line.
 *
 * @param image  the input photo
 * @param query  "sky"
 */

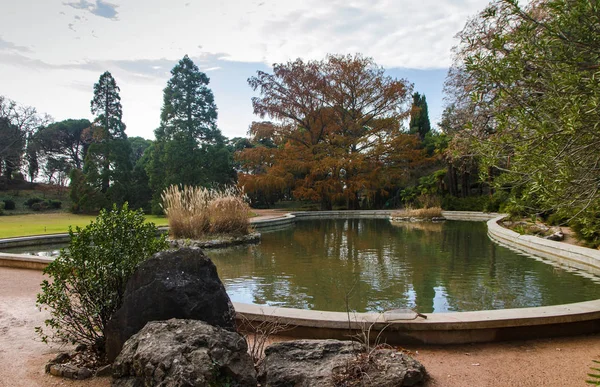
xmin=0 ymin=0 xmax=491 ymax=140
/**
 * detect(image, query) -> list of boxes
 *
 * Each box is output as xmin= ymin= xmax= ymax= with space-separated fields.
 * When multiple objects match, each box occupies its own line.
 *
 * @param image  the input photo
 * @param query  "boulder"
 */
xmin=105 ymin=248 xmax=236 ymax=361
xmin=258 ymin=340 xmax=360 ymax=386
xmin=258 ymin=339 xmax=426 ymax=387
xmin=112 ymin=319 xmax=257 ymax=387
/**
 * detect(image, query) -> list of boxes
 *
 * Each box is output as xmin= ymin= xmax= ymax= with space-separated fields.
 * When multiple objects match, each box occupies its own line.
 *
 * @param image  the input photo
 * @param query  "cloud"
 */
xmin=242 ymin=0 xmax=488 ymax=69
xmin=0 ymin=37 xmax=31 ymax=53
xmin=63 ymin=0 xmax=119 ymax=20
xmin=0 ymin=51 xmax=233 ymax=85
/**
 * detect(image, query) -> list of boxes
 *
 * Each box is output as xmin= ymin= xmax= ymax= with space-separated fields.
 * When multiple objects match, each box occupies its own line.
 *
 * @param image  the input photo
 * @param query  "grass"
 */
xmin=0 ymin=186 xmax=72 ymax=215
xmin=0 ymin=213 xmax=167 ymax=238
xmin=393 ymin=206 xmax=443 ymax=218
xmin=161 ymin=185 xmax=251 ymax=239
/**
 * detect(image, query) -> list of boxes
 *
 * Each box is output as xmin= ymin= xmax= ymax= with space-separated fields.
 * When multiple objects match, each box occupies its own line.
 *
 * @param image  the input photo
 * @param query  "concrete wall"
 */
xmin=487 ymin=215 xmax=600 ymax=276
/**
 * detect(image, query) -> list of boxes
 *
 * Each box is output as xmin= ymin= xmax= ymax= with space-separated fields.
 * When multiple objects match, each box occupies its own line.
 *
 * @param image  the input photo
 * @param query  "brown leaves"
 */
xmin=240 ymin=54 xmax=430 ymax=208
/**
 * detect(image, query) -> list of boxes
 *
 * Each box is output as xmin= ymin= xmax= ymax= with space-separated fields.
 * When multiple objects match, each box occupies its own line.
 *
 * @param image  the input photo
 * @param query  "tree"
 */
xmin=239 ymin=54 xmax=429 ymax=210
xmin=36 ymin=204 xmax=168 ymax=354
xmin=91 ymin=72 xmax=126 ymax=140
xmin=35 ymin=119 xmax=91 ymax=170
xmin=160 ymin=55 xmax=219 ymax=143
xmin=0 ymin=96 xmax=49 ymax=182
xmin=148 ymin=55 xmax=235 ymax=212
xmin=448 ymin=0 xmax=600 ymax=244
xmin=409 ymin=92 xmax=431 ymax=140
xmin=72 ymin=72 xmax=132 ymax=212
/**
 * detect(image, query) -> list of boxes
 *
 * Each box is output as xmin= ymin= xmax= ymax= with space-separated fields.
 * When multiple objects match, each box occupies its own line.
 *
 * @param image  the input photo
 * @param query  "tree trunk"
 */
xmin=320 ymin=196 xmax=332 ymax=211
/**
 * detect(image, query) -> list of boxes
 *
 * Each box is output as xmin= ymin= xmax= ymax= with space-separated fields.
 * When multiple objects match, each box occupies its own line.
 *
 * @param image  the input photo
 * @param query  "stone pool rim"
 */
xmin=2 ymin=210 xmax=600 ymax=345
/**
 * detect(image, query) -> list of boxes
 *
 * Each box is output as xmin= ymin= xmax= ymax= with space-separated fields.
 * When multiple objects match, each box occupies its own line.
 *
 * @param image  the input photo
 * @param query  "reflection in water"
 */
xmin=208 ymin=219 xmax=600 ymax=313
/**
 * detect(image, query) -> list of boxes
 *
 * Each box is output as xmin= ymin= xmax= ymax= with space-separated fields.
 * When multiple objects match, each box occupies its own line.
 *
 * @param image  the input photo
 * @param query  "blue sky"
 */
xmin=0 ymin=0 xmax=490 ymax=139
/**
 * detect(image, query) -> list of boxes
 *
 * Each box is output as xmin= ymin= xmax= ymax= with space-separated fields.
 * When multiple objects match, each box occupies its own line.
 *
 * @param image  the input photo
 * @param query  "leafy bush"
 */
xmin=161 ymin=185 xmax=251 ymax=239
xmin=570 ymin=204 xmax=600 ymax=248
xmin=25 ymin=197 xmax=44 ymax=207
xmin=442 ymin=195 xmax=488 ymax=211
xmin=48 ymin=199 xmax=62 ymax=209
xmin=36 ymin=203 xmax=168 ymax=353
xmin=2 ymin=199 xmax=15 ymax=210
xmin=31 ymin=202 xmax=44 ymax=211
xmin=0 ymin=202 xmax=4 ymax=216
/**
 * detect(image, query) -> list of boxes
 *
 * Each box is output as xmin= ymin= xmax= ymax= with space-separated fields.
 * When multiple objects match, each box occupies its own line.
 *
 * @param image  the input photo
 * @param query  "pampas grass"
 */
xmin=394 ymin=206 xmax=443 ymax=218
xmin=161 ymin=185 xmax=251 ymax=239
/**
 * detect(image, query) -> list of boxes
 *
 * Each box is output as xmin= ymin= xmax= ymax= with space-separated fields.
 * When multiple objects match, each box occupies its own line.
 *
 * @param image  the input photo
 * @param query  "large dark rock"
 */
xmin=258 ymin=339 xmax=426 ymax=387
xmin=105 ymin=248 xmax=236 ymax=361
xmin=112 ymin=319 xmax=257 ymax=387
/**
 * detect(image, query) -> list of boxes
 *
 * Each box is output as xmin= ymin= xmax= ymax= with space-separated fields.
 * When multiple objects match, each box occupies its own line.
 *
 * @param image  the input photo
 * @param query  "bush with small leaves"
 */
xmin=36 ymin=203 xmax=168 ymax=355
xmin=25 ymin=197 xmax=44 ymax=207
xmin=2 ymin=199 xmax=15 ymax=210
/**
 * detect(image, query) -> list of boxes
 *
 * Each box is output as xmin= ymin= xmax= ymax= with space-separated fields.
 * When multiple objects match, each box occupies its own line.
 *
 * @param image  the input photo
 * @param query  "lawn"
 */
xmin=0 ymin=213 xmax=168 ymax=238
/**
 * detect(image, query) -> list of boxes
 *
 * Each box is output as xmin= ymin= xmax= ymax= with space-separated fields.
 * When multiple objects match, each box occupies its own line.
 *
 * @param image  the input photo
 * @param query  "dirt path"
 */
xmin=0 ymin=267 xmax=110 ymax=387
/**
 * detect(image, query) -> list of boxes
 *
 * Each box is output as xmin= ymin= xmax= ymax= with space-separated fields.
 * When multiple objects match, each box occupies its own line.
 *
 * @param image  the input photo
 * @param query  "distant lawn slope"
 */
xmin=0 ymin=213 xmax=168 ymax=239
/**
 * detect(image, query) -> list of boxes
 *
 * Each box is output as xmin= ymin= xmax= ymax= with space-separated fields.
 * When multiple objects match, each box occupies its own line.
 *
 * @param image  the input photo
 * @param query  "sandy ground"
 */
xmin=2 ymin=266 xmax=600 ymax=386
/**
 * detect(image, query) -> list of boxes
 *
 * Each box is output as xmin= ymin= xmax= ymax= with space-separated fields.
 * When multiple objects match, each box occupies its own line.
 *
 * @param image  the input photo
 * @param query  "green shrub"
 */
xmin=0 ymin=202 xmax=4 ymax=216
xmin=570 ymin=207 xmax=600 ymax=249
xmin=2 ymin=199 xmax=15 ymax=210
xmin=36 ymin=203 xmax=168 ymax=353
xmin=31 ymin=202 xmax=43 ymax=211
xmin=441 ymin=195 xmax=488 ymax=211
xmin=48 ymin=199 xmax=62 ymax=209
xmin=483 ymin=190 xmax=509 ymax=212
xmin=25 ymin=197 xmax=44 ymax=207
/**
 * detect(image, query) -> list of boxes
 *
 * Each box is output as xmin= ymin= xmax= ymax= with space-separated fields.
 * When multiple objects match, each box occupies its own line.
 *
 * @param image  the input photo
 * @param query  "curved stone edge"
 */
xmin=4 ymin=210 xmax=600 ymax=345
xmin=487 ymin=214 xmax=600 ymax=276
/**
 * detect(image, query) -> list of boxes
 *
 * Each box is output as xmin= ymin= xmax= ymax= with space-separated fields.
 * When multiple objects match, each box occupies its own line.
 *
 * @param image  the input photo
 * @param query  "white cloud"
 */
xmin=0 ymin=0 xmax=491 ymax=139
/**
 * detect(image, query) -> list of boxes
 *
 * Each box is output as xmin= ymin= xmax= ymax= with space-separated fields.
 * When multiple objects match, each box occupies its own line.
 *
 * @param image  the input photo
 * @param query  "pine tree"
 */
xmin=72 ymin=72 xmax=132 ymax=212
xmin=160 ymin=55 xmax=219 ymax=142
xmin=148 ymin=55 xmax=234 ymax=213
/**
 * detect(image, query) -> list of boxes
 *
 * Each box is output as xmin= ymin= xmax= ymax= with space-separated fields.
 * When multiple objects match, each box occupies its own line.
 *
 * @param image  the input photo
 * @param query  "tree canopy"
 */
xmin=444 ymin=0 xmax=600 ymax=244
xmin=238 ymin=54 xmax=430 ymax=209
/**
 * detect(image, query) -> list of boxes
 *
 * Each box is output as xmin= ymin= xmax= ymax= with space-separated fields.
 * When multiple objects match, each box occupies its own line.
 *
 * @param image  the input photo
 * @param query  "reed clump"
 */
xmin=161 ymin=185 xmax=251 ymax=239
xmin=395 ymin=206 xmax=443 ymax=218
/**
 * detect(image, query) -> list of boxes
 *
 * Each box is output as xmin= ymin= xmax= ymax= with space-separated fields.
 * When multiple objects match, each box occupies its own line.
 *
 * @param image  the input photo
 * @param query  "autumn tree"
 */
xmin=238 ymin=54 xmax=429 ymax=210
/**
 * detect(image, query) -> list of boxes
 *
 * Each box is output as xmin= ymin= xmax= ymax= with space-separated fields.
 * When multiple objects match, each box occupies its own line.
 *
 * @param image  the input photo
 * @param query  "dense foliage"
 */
xmin=36 ymin=204 xmax=168 ymax=352
xmin=444 ymin=0 xmax=600 ymax=245
xmin=237 ymin=54 xmax=433 ymax=210
xmin=148 ymin=55 xmax=235 ymax=213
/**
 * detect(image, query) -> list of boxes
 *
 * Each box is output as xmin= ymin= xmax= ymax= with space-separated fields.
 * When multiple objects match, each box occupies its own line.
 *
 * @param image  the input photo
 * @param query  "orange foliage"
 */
xmin=238 ymin=54 xmax=432 ymax=209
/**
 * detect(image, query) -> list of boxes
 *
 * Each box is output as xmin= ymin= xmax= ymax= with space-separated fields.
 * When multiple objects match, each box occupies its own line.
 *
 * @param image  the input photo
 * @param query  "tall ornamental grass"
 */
xmin=161 ymin=185 xmax=250 ymax=239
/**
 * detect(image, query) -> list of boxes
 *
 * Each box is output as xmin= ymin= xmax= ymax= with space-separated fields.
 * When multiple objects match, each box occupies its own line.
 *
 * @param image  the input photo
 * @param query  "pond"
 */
xmin=4 ymin=218 xmax=600 ymax=313
xmin=207 ymin=219 xmax=600 ymax=313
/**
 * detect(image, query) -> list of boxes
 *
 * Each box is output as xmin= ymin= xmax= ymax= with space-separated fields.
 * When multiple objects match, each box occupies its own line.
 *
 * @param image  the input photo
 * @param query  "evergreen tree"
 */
xmin=409 ymin=92 xmax=431 ymax=140
xmin=160 ymin=55 xmax=219 ymax=142
xmin=71 ymin=72 xmax=132 ymax=212
xmin=91 ymin=72 xmax=126 ymax=140
xmin=148 ymin=55 xmax=234 ymax=213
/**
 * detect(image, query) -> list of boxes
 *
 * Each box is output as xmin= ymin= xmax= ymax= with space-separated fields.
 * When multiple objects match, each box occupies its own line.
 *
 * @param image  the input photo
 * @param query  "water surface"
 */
xmin=207 ymin=219 xmax=600 ymax=313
